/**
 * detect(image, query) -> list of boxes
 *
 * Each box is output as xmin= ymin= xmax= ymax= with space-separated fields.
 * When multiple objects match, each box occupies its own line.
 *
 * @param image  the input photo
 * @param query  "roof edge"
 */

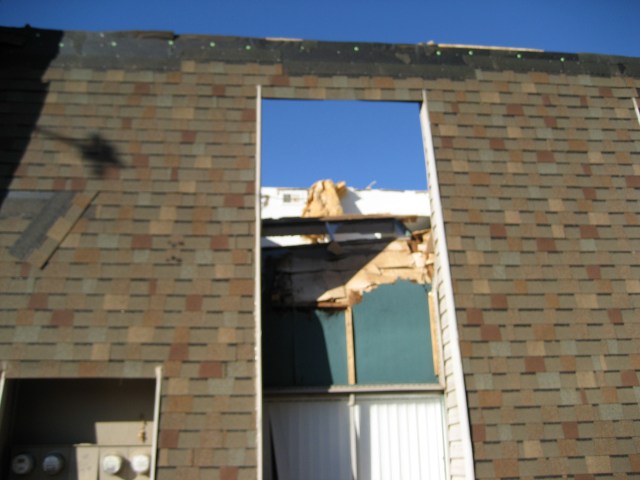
xmin=1 ymin=25 xmax=639 ymax=78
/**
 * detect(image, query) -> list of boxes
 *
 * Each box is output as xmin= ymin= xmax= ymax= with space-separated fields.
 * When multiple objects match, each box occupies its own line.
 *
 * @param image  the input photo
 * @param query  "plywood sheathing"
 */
xmin=268 ymin=230 xmax=434 ymax=307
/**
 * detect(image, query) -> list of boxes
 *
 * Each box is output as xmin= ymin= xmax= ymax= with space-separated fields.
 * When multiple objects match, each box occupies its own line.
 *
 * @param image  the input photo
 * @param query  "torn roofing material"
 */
xmin=2 ymin=26 xmax=640 ymax=78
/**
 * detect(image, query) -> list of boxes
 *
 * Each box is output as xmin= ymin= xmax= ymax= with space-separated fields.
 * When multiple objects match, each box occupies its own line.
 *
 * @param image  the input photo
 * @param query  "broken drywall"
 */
xmin=264 ymin=229 xmax=434 ymax=307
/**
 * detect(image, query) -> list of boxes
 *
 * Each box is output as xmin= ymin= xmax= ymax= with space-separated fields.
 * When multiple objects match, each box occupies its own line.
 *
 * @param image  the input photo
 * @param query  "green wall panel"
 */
xmin=263 ymin=309 xmax=348 ymax=387
xmin=353 ymin=281 xmax=436 ymax=384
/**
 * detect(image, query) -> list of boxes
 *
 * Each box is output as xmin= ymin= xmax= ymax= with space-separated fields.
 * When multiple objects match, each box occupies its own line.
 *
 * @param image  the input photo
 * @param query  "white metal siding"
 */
xmin=355 ymin=396 xmax=446 ymax=480
xmin=420 ymin=93 xmax=475 ymax=480
xmin=266 ymin=399 xmax=352 ymax=480
xmin=266 ymin=395 xmax=445 ymax=480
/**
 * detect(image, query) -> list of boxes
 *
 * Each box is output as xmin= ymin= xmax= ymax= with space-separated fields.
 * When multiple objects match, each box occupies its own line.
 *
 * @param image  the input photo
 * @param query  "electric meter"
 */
xmin=130 ymin=453 xmax=151 ymax=474
xmin=102 ymin=454 xmax=124 ymax=475
xmin=11 ymin=453 xmax=35 ymax=475
xmin=42 ymin=453 xmax=65 ymax=476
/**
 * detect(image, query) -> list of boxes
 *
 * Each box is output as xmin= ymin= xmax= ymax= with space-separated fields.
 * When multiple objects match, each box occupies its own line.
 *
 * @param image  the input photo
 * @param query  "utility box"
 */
xmin=8 ymin=445 xmax=152 ymax=480
xmin=2 ymin=379 xmax=155 ymax=480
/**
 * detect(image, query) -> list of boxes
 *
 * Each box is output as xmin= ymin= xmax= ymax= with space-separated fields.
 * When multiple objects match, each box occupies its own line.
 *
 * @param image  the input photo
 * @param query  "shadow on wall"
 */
xmin=0 ymin=27 xmax=62 ymax=208
xmin=0 ymin=27 xmax=125 ymax=209
xmin=35 ymin=127 xmax=125 ymax=177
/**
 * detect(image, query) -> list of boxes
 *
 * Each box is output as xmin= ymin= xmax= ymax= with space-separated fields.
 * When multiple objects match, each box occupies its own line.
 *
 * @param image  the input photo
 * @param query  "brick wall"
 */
xmin=2 ymin=27 xmax=640 ymax=479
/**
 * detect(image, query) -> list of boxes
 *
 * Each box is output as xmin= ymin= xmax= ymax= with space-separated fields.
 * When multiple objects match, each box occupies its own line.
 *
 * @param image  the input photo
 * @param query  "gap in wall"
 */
xmin=261 ymin=99 xmax=426 ymax=190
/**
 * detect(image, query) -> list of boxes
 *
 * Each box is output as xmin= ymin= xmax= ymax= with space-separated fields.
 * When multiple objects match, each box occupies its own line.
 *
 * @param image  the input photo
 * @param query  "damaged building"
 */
xmin=1 ymin=24 xmax=640 ymax=480
xmin=261 ymin=183 xmax=442 ymax=479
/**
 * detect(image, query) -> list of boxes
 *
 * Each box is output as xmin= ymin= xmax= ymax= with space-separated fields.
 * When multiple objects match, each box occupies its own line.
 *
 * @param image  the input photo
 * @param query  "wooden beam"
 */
xmin=345 ymin=306 xmax=356 ymax=385
xmin=428 ymin=290 xmax=439 ymax=377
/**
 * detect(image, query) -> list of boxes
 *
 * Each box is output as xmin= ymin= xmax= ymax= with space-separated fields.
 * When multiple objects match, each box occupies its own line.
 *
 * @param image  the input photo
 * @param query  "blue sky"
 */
xmin=1 ymin=0 xmax=638 ymax=189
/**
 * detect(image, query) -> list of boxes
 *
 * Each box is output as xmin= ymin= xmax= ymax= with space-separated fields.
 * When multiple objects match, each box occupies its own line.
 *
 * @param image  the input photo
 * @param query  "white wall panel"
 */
xmin=266 ymin=399 xmax=352 ymax=480
xmin=265 ymin=395 xmax=445 ymax=480
xmin=355 ymin=395 xmax=446 ymax=480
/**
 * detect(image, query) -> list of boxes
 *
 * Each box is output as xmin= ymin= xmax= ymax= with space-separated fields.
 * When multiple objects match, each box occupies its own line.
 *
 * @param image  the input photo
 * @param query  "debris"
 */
xmin=266 ymin=230 xmax=434 ymax=307
xmin=302 ymin=179 xmax=348 ymax=218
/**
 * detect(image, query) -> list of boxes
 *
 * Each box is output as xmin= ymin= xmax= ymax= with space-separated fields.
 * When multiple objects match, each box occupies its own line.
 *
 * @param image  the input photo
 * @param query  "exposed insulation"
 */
xmin=302 ymin=179 xmax=347 ymax=218
xmin=266 ymin=230 xmax=434 ymax=307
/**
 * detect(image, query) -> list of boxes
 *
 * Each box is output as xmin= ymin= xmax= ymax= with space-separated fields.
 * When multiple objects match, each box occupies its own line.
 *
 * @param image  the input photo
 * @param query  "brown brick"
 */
xmin=568 ymin=139 xmax=588 ymax=152
xmin=241 ymin=109 xmax=256 ymax=121
xmin=28 ymin=293 xmax=49 ymax=309
xmin=224 ymin=195 xmax=244 ymax=207
xmin=440 ymin=136 xmax=453 ymax=148
xmin=621 ymin=370 xmax=639 ymax=386
xmin=218 ymin=327 xmax=238 ymax=344
xmin=78 ymin=362 xmax=103 ymax=377
xmin=491 ymin=294 xmax=508 ymax=310
xmin=271 ymin=75 xmax=290 ymax=86
xmin=480 ymin=325 xmax=501 ymax=341
xmin=586 ymin=265 xmax=601 ymax=280
xmin=545 ymin=293 xmax=560 ymax=308
xmin=229 ymin=279 xmax=253 ymax=296
xmin=489 ymin=138 xmax=505 ymax=150
xmin=212 ymin=85 xmax=226 ymax=96
xmin=372 ymin=77 xmax=394 ymax=88
xmin=467 ymin=308 xmax=484 ymax=325
xmin=186 ymin=295 xmax=203 ymax=312
xmin=181 ymin=130 xmax=197 ymax=143
xmin=210 ymin=235 xmax=229 ymax=249
xmin=625 ymin=175 xmax=640 ymax=187
xmin=533 ymin=324 xmax=555 ymax=340
xmin=20 ymin=263 xmax=31 ymax=278
xmin=582 ymin=187 xmax=597 ymax=200
xmin=536 ymin=151 xmax=555 ymax=163
xmin=472 ymin=423 xmax=486 ymax=442
xmin=103 ymin=295 xmax=128 ymax=311
xmin=493 ymin=458 xmax=519 ymax=477
xmin=132 ymin=234 xmax=152 ymax=249
xmin=74 ymin=248 xmax=100 ymax=263
xmin=525 ymin=356 xmax=545 ymax=372
xmin=199 ymin=362 xmax=223 ymax=378
xmin=598 ymin=87 xmax=613 ymax=97
xmin=506 ymin=104 xmax=524 ymax=116
xmin=469 ymin=172 xmax=490 ymax=185
xmin=220 ymin=467 xmax=239 ymax=480
xmin=586 ymin=455 xmax=612 ymax=474
xmin=490 ymin=224 xmax=507 ymax=238
xmin=536 ymin=238 xmax=556 ymax=252
xmin=51 ymin=310 xmax=74 ymax=326
xmin=169 ymin=343 xmax=189 ymax=361
xmin=166 ymin=395 xmax=193 ymax=413
xmin=580 ymin=225 xmax=599 ymax=239
xmin=562 ymin=421 xmax=578 ymax=439
xmin=608 ymin=309 xmax=623 ymax=324
xmin=133 ymin=82 xmax=151 ymax=94
xmin=159 ymin=429 xmax=179 ymax=448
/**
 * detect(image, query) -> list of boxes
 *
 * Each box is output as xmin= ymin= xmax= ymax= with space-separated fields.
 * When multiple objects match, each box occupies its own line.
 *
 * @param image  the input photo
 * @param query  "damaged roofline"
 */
xmin=2 ymin=25 xmax=639 ymax=78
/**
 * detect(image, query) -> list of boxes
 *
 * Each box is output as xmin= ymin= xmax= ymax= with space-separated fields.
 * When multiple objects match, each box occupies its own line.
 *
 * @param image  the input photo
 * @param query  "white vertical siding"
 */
xmin=266 ymin=395 xmax=445 ymax=480
xmin=420 ymin=92 xmax=475 ymax=480
xmin=355 ymin=395 xmax=446 ymax=480
xmin=266 ymin=399 xmax=352 ymax=480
